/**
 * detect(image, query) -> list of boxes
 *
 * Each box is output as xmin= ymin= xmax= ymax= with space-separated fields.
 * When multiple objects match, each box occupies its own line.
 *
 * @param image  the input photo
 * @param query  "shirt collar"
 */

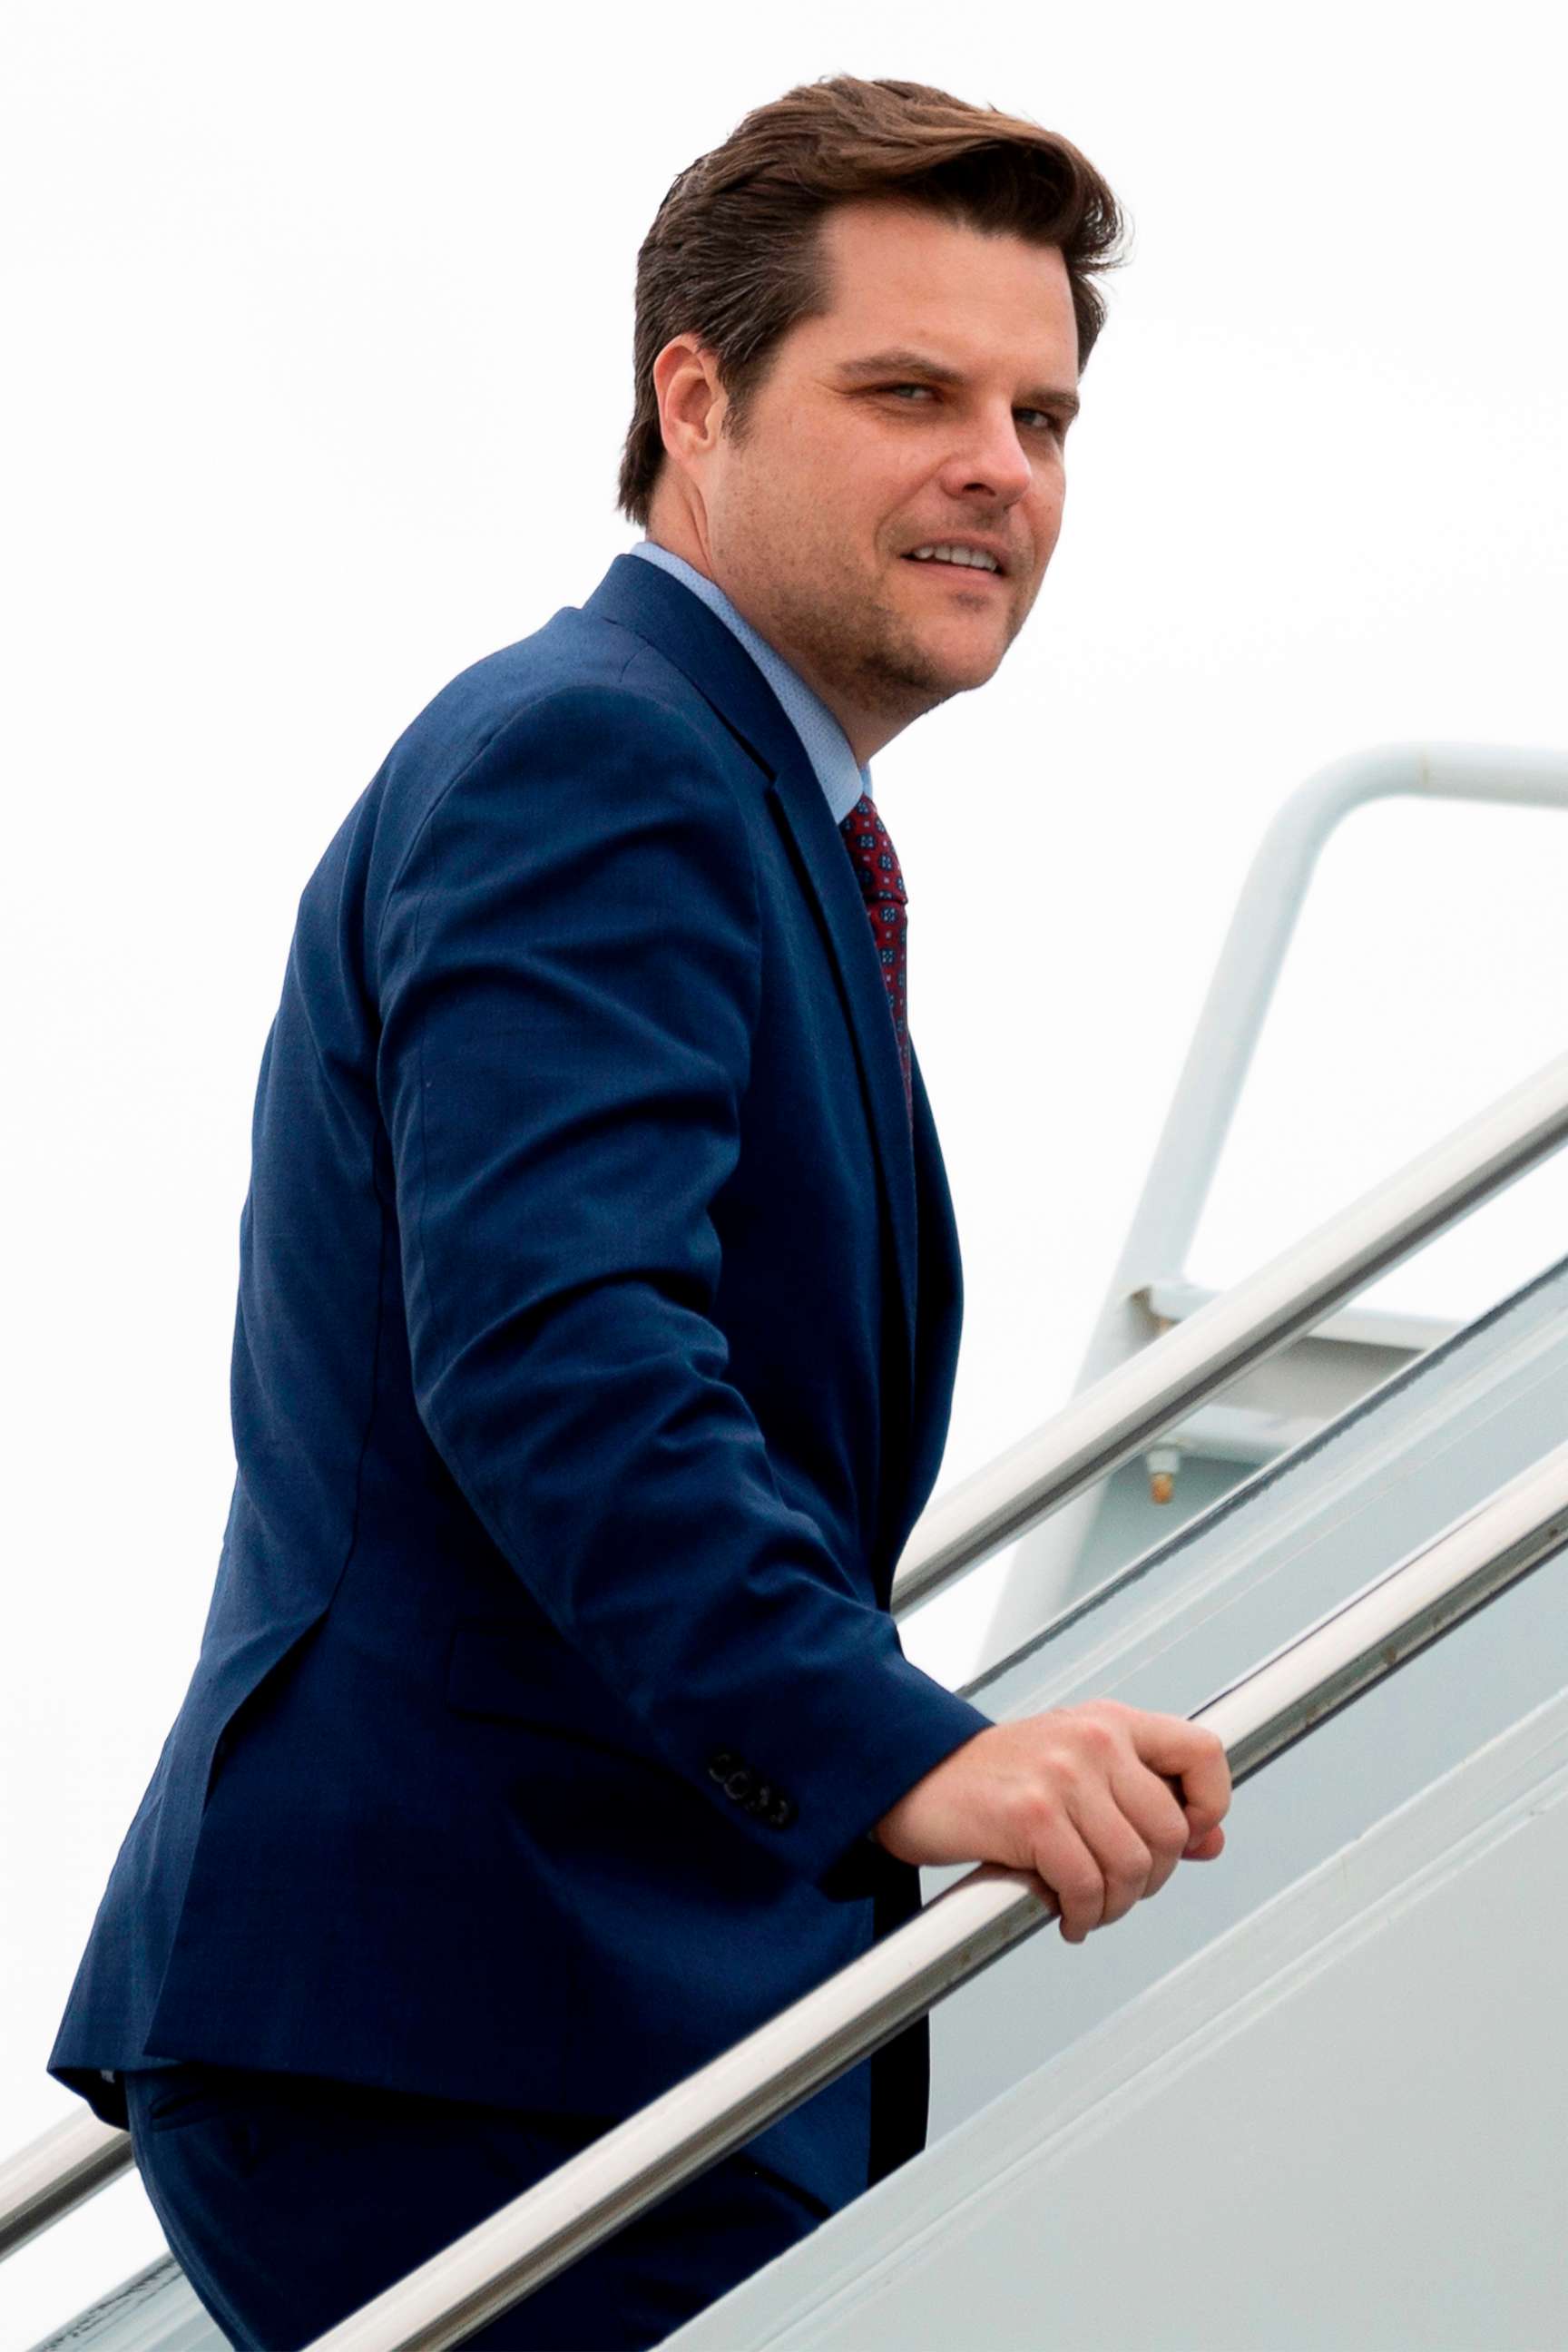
xmin=629 ymin=541 xmax=870 ymax=826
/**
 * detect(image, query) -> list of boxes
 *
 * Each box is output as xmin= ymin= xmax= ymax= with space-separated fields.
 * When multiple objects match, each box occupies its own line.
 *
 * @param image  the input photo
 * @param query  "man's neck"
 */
xmin=640 ymin=518 xmax=890 ymax=766
xmin=632 ymin=540 xmax=870 ymax=824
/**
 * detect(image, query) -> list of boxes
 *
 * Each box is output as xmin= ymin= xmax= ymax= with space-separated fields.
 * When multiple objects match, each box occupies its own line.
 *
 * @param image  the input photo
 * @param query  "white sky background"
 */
xmin=5 ymin=0 xmax=1567 ymax=2333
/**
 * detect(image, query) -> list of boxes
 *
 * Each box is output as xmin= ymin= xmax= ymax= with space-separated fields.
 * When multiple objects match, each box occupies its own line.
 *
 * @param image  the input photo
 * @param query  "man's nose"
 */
xmin=935 ymin=410 xmax=1034 ymax=506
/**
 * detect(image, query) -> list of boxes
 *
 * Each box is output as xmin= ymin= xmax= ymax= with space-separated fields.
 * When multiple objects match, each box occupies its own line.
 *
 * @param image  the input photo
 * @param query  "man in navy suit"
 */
xmin=52 ymin=74 xmax=1230 ymax=2350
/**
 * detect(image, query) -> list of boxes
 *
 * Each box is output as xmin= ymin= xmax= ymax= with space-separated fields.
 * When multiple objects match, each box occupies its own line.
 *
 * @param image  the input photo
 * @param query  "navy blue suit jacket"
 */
xmin=50 ymin=555 xmax=993 ymax=2214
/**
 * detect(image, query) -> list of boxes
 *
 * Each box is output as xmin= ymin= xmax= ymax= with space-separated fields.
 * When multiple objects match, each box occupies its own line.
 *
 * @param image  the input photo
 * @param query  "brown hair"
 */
xmin=618 ymin=74 xmax=1125 ymax=525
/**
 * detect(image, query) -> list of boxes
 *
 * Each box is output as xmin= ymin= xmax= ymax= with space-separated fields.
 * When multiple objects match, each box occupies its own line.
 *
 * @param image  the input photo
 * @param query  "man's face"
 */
xmin=691 ymin=199 xmax=1082 ymax=757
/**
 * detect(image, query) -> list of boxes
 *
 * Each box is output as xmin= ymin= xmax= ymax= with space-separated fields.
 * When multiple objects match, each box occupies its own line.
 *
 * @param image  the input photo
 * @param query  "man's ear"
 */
xmin=652 ymin=336 xmax=728 ymax=479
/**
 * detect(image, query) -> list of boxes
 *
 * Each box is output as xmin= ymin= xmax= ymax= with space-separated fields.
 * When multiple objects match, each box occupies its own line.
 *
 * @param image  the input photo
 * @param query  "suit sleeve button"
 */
xmin=723 ymin=1765 xmax=756 ymax=1802
xmin=767 ymin=1793 xmax=797 ymax=1829
xmin=707 ymin=1750 xmax=740 ymax=1784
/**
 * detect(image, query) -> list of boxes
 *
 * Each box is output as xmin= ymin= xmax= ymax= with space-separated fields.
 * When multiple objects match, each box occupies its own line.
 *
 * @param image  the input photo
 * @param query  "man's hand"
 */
xmin=872 ymin=1701 xmax=1230 ymax=1945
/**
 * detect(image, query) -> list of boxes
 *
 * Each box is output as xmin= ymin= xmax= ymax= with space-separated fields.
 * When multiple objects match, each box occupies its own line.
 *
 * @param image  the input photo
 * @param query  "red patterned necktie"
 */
xmin=838 ymin=791 xmax=912 ymax=1121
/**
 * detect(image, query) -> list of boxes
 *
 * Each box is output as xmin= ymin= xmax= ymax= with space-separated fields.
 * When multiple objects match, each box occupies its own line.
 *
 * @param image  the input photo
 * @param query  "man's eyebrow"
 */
xmin=833 ymin=348 xmax=1082 ymax=418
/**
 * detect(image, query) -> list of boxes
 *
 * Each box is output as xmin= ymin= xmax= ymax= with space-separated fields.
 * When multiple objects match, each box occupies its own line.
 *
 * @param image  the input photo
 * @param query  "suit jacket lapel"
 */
xmin=900 ymin=1047 xmax=963 ymax=1566
xmin=583 ymin=555 xmax=920 ymax=1416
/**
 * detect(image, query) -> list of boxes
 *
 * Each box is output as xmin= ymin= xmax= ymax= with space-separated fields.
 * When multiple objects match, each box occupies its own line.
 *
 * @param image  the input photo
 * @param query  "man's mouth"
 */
xmin=903 ymin=544 xmax=1006 ymax=577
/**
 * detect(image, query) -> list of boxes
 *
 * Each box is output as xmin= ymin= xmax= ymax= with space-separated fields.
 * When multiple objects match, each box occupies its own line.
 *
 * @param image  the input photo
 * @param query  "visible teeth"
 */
xmin=910 ymin=544 xmax=1000 ymax=572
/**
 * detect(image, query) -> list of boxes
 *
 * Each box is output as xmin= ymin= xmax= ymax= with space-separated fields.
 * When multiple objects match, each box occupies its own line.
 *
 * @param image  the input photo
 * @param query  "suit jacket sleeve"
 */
xmin=374 ymin=678 xmax=992 ymax=1896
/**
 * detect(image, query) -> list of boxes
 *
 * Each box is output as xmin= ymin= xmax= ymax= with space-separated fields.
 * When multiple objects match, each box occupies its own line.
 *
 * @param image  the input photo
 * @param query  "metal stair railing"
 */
xmin=5 ymin=1041 xmax=1568 ymax=2269
xmin=915 ymin=740 xmax=1568 ymax=1666
xmin=0 ymin=2110 xmax=132 ymax=2264
xmin=299 ymin=1440 xmax=1568 ymax=2351
xmin=892 ymin=1042 xmax=1568 ymax=1609
xmin=1073 ymin=742 xmax=1568 ymax=1353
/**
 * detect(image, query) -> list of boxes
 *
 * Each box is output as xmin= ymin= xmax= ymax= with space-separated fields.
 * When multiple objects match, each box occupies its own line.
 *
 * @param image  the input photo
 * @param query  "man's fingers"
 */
xmin=1109 ymin=1764 xmax=1189 ymax=1903
xmin=1124 ymin=1712 xmax=1232 ymax=1835
xmin=872 ymin=1703 xmax=1233 ymax=1921
xmin=1031 ymin=1816 xmax=1106 ymax=1945
xmin=1062 ymin=1785 xmax=1158 ymax=1928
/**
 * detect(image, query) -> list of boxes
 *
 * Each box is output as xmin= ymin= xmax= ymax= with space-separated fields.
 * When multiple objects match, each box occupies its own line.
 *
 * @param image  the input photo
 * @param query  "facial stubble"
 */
xmin=766 ymin=548 xmax=1027 ymax=741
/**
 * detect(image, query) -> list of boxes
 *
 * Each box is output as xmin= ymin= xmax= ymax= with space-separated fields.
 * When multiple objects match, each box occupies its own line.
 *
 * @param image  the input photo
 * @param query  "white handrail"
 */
xmin=1102 ymin=740 xmax=1568 ymax=1299
xmin=300 ymin=1444 xmax=1568 ymax=2352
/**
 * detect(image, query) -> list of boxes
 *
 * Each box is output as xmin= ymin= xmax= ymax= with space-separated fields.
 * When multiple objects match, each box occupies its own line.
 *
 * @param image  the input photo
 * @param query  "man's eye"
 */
xmin=1018 ymin=408 xmax=1063 ymax=436
xmin=885 ymin=384 xmax=936 ymax=403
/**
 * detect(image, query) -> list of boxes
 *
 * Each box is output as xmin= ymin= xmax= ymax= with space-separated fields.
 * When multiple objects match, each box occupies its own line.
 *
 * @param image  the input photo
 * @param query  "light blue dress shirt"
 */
xmin=629 ymin=540 xmax=870 ymax=826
